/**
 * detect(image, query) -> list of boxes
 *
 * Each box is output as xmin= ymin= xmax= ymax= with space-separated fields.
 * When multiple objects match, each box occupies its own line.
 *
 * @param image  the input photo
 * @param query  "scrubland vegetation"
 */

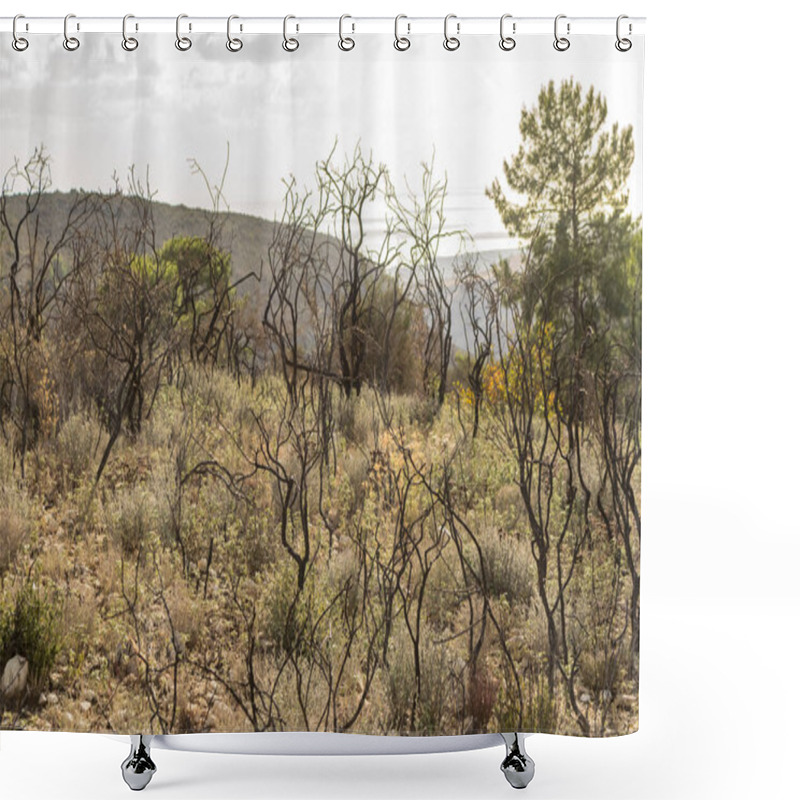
xmin=0 ymin=80 xmax=640 ymax=737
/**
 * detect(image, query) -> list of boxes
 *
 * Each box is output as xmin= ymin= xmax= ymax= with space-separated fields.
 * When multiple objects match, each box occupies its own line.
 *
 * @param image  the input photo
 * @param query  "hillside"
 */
xmin=0 ymin=191 xmax=280 ymax=290
xmin=0 ymin=191 xmax=526 ymax=355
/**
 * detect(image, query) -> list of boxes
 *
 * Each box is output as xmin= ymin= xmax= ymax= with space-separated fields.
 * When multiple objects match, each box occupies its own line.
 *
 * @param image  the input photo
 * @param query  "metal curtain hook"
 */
xmin=63 ymin=14 xmax=80 ymax=51
xmin=12 ymin=14 xmax=29 ymax=51
xmin=499 ymin=13 xmax=516 ymax=51
xmin=394 ymin=14 xmax=410 ymax=51
xmin=122 ymin=14 xmax=138 ymax=51
xmin=443 ymin=14 xmax=460 ymax=51
xmin=176 ymin=13 xmax=192 ymax=51
xmin=283 ymin=15 xmax=299 ymax=51
xmin=338 ymin=14 xmax=355 ymax=51
xmin=226 ymin=14 xmax=243 ymax=51
xmin=553 ymin=14 xmax=570 ymax=51
xmin=615 ymin=14 xmax=632 ymax=51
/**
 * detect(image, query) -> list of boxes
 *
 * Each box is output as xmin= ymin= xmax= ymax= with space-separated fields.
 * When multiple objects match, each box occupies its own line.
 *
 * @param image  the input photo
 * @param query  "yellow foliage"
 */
xmin=35 ymin=361 xmax=60 ymax=440
xmin=455 ymin=322 xmax=557 ymax=416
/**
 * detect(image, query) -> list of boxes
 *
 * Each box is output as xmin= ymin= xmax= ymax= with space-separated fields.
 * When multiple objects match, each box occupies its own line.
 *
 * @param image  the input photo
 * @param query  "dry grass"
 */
xmin=0 ymin=487 xmax=35 ymax=576
xmin=0 ymin=364 xmax=639 ymax=737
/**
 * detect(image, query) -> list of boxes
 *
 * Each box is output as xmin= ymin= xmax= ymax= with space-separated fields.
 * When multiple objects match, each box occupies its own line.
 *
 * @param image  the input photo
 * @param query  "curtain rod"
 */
xmin=0 ymin=16 xmax=645 ymax=37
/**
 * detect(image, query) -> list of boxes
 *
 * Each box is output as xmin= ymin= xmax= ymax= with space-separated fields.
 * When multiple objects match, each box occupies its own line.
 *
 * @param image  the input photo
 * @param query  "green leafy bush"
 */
xmin=493 ymin=668 xmax=558 ymax=733
xmin=471 ymin=526 xmax=534 ymax=605
xmin=0 ymin=581 xmax=62 ymax=692
xmin=0 ymin=489 xmax=31 ymax=576
xmin=53 ymin=408 xmax=100 ymax=490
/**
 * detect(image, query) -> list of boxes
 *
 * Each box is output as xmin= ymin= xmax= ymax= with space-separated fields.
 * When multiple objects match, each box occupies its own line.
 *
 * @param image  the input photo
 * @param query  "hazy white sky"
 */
xmin=1 ymin=32 xmax=643 ymax=254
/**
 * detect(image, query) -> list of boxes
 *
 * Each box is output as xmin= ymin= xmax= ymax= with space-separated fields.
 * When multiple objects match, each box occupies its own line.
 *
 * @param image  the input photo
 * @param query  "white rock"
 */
xmin=579 ymin=692 xmax=592 ymax=704
xmin=1 ymin=655 xmax=29 ymax=699
xmin=79 ymin=700 xmax=92 ymax=713
xmin=46 ymin=692 xmax=59 ymax=705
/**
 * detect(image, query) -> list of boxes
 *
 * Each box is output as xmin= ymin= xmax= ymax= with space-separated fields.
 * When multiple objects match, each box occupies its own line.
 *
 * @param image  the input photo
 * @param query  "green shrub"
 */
xmin=105 ymin=480 xmax=173 ymax=555
xmin=471 ymin=526 xmax=534 ymax=605
xmin=0 ymin=487 xmax=34 ymax=576
xmin=261 ymin=562 xmax=315 ymax=658
xmin=385 ymin=638 xmax=455 ymax=735
xmin=339 ymin=449 xmax=370 ymax=517
xmin=0 ymin=437 xmax=14 ymax=483
xmin=386 ymin=639 xmax=416 ymax=732
xmin=466 ymin=666 xmax=497 ymax=732
xmin=337 ymin=395 xmax=378 ymax=448
xmin=236 ymin=506 xmax=274 ymax=577
xmin=416 ymin=644 xmax=455 ymax=734
xmin=0 ymin=581 xmax=62 ymax=692
xmin=424 ymin=558 xmax=461 ymax=630
xmin=493 ymin=667 xmax=558 ymax=733
xmin=493 ymin=483 xmax=526 ymax=529
xmin=581 ymin=650 xmax=621 ymax=699
xmin=0 ymin=511 xmax=27 ymax=577
xmin=407 ymin=395 xmax=440 ymax=429
xmin=53 ymin=408 xmax=100 ymax=490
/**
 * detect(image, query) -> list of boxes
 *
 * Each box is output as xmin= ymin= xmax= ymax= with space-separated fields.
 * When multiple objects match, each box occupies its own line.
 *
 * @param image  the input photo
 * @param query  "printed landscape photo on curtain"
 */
xmin=0 ymin=32 xmax=642 ymax=738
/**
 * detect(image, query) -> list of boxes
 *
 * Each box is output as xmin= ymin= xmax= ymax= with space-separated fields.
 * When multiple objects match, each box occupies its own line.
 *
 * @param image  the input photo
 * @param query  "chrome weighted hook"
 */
xmin=553 ymin=14 xmax=570 ymax=52
xmin=63 ymin=13 xmax=80 ymax=51
xmin=443 ymin=14 xmax=460 ymax=51
xmin=499 ymin=13 xmax=516 ymax=51
xmin=122 ymin=14 xmax=138 ymax=51
xmin=338 ymin=14 xmax=355 ymax=51
xmin=12 ymin=14 xmax=29 ymax=51
xmin=283 ymin=15 xmax=299 ymax=52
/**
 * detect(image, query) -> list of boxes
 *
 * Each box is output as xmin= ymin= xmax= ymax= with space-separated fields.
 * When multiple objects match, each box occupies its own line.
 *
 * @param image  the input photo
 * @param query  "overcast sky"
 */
xmin=1 ymin=33 xmax=643 ymax=254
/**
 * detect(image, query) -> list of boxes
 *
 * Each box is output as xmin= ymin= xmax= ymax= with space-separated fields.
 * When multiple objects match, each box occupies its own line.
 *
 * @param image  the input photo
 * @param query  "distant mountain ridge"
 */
xmin=1 ymin=191 xmax=522 ymax=283
xmin=0 ymin=191 xmax=282 ymax=290
xmin=1 ymin=191 xmax=523 ymax=352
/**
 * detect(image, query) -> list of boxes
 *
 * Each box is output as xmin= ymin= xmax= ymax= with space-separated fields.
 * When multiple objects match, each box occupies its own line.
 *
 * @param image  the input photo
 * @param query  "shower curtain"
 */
xmin=0 ymin=19 xmax=643 ymax=740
